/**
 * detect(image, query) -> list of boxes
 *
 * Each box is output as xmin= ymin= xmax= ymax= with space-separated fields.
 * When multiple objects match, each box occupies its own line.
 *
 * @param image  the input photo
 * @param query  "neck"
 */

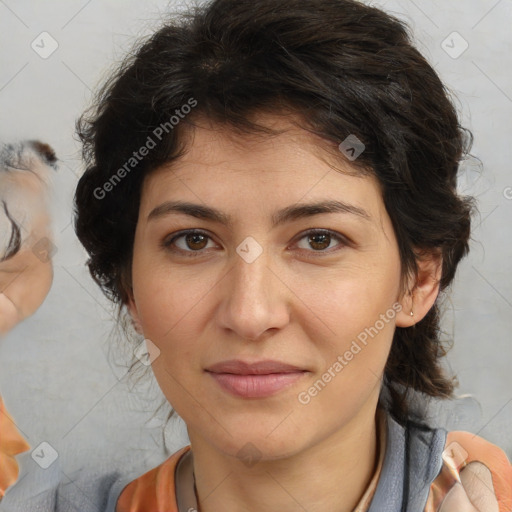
xmin=188 ymin=400 xmax=382 ymax=512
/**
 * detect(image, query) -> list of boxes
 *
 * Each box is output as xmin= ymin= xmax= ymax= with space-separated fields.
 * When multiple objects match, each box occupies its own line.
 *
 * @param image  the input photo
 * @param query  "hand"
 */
xmin=0 ymin=292 xmax=22 ymax=337
xmin=439 ymin=462 xmax=499 ymax=512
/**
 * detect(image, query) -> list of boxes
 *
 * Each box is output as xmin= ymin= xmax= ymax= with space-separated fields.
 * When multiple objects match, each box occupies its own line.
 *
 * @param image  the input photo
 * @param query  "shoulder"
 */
xmin=116 ymin=445 xmax=190 ymax=512
xmin=443 ymin=430 xmax=512 ymax=512
xmin=375 ymin=410 xmax=512 ymax=511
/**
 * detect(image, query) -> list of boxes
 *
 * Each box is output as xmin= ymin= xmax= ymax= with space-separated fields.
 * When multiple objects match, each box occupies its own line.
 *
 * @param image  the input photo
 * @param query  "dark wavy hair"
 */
xmin=73 ymin=0 xmax=475 ymax=424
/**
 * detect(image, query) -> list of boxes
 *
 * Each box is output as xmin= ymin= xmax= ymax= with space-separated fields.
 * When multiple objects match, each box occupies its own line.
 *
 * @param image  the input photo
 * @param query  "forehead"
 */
xmin=139 ymin=113 xmax=383 ymax=220
xmin=161 ymin=113 xmax=364 ymax=173
xmin=184 ymin=114 xmax=332 ymax=157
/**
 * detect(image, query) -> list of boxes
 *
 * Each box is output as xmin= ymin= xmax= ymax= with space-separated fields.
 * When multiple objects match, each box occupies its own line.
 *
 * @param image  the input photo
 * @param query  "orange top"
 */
xmin=117 ymin=446 xmax=187 ymax=512
xmin=0 ymin=395 xmax=30 ymax=498
xmin=116 ymin=419 xmax=512 ymax=512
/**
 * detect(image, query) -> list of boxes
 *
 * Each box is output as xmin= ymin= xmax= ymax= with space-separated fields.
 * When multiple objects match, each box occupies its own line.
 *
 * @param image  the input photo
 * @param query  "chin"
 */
xmin=211 ymin=425 xmax=309 ymax=463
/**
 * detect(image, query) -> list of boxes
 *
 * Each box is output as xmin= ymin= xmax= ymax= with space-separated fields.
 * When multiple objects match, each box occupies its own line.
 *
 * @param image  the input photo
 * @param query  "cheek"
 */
xmin=132 ymin=252 xmax=212 ymax=341
xmin=137 ymin=284 xmax=207 ymax=413
xmin=295 ymin=258 xmax=401 ymax=341
xmin=293 ymin=257 xmax=400 ymax=395
xmin=131 ymin=261 xmax=216 ymax=397
xmin=294 ymin=281 xmax=397 ymax=432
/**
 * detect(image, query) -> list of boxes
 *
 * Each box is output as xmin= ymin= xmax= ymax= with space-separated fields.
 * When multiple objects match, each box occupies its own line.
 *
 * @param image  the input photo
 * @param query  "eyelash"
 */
xmin=161 ymin=229 xmax=349 ymax=258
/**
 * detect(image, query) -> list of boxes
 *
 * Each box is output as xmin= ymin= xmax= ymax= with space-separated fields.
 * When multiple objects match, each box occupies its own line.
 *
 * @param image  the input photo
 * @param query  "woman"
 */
xmin=73 ymin=0 xmax=512 ymax=510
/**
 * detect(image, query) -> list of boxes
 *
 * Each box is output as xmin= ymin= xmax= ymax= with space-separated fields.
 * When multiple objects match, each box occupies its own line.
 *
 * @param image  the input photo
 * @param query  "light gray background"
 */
xmin=0 ymin=0 xmax=511 ymax=505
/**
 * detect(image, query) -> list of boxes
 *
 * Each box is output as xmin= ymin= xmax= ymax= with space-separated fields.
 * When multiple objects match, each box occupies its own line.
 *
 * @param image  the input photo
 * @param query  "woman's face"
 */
xmin=128 ymin=113 xmax=408 ymax=460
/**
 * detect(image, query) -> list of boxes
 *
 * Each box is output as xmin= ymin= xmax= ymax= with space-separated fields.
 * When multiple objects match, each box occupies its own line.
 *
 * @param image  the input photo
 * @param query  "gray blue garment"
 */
xmin=368 ymin=412 xmax=446 ymax=511
xmin=0 ymin=453 xmax=126 ymax=512
xmin=0 ymin=410 xmax=447 ymax=512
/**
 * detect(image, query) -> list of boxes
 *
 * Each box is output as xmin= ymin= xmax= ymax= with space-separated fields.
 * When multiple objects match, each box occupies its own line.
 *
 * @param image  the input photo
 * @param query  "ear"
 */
xmin=126 ymin=294 xmax=144 ymax=335
xmin=395 ymin=249 xmax=443 ymax=328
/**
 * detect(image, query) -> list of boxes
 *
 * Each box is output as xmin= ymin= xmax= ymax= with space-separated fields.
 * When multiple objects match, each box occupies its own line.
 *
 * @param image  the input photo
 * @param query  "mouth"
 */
xmin=205 ymin=359 xmax=308 ymax=398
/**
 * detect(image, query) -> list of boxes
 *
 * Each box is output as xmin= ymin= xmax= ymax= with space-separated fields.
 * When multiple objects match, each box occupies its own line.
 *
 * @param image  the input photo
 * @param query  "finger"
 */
xmin=459 ymin=461 xmax=499 ymax=512
xmin=438 ymin=482 xmax=478 ymax=512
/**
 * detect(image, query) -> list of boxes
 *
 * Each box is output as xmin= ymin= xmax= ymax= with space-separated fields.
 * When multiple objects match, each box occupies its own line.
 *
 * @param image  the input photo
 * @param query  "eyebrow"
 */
xmin=147 ymin=199 xmax=371 ymax=228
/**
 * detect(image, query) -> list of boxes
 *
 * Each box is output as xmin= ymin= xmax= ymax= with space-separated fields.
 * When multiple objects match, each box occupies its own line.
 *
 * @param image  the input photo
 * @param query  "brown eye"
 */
xmin=162 ymin=230 xmax=215 ymax=256
xmin=295 ymin=229 xmax=347 ymax=254
xmin=183 ymin=232 xmax=209 ymax=250
xmin=308 ymin=232 xmax=331 ymax=251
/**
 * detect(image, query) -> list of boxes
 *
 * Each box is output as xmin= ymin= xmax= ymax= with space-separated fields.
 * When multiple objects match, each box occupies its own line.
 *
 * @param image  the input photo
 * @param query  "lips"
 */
xmin=205 ymin=359 xmax=308 ymax=398
xmin=205 ymin=359 xmax=305 ymax=375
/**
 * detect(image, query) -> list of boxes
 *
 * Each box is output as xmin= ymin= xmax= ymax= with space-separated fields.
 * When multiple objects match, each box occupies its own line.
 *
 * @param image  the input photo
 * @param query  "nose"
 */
xmin=216 ymin=243 xmax=290 ymax=341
